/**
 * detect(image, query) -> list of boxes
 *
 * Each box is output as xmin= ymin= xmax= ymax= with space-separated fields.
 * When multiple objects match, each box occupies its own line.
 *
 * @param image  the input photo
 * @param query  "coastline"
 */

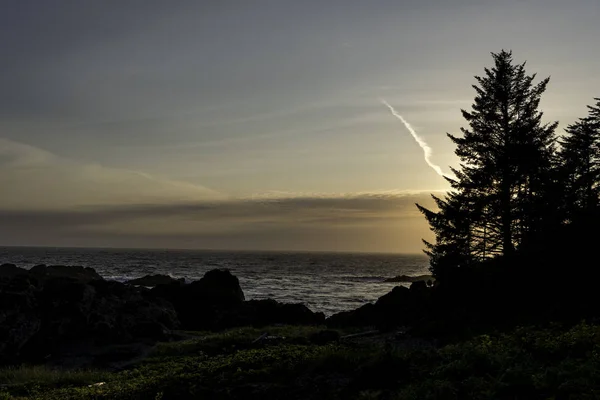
xmin=2 ymin=258 xmax=600 ymax=399
xmin=0 ymin=248 xmax=429 ymax=316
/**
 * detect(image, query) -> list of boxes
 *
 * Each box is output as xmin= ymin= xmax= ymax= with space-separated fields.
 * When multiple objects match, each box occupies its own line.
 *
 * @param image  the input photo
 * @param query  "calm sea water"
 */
xmin=0 ymin=247 xmax=429 ymax=316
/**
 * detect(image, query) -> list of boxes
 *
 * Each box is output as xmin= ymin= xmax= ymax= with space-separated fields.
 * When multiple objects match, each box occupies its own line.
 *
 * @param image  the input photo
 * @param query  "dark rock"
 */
xmin=150 ymin=269 xmax=245 ymax=331
xmin=327 ymin=283 xmax=433 ymax=330
xmin=326 ymin=303 xmax=376 ymax=328
xmin=126 ymin=274 xmax=185 ymax=287
xmin=238 ymin=299 xmax=280 ymax=326
xmin=281 ymin=303 xmax=325 ymax=325
xmin=375 ymin=285 xmax=426 ymax=331
xmin=1 ymin=273 xmax=179 ymax=365
xmin=409 ymin=280 xmax=428 ymax=292
xmin=190 ymin=269 xmax=245 ymax=303
xmin=85 ymin=280 xmax=179 ymax=343
xmin=0 ymin=275 xmax=41 ymax=364
xmin=2 ymin=264 xmax=332 ymax=365
xmin=378 ymin=283 xmax=428 ymax=308
xmin=242 ymin=299 xmax=325 ymax=327
xmin=309 ymin=329 xmax=340 ymax=345
xmin=383 ymin=274 xmax=433 ymax=283
xmin=375 ymin=286 xmax=411 ymax=308
xmin=28 ymin=265 xmax=102 ymax=283
xmin=150 ymin=269 xmax=326 ymax=331
xmin=0 ymin=263 xmax=28 ymax=279
xmin=130 ymin=321 xmax=170 ymax=340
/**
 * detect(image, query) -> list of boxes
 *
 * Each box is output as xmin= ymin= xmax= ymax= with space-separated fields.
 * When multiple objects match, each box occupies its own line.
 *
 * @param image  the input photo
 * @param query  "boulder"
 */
xmin=0 ymin=263 xmax=28 ymax=279
xmin=150 ymin=269 xmax=328 ymax=330
xmin=409 ymin=280 xmax=429 ymax=293
xmin=126 ymin=274 xmax=185 ymax=287
xmin=281 ymin=303 xmax=325 ymax=325
xmin=189 ymin=269 xmax=245 ymax=303
xmin=85 ymin=280 xmax=180 ymax=343
xmin=375 ymin=285 xmax=411 ymax=308
xmin=242 ymin=299 xmax=325 ymax=327
xmin=327 ymin=283 xmax=433 ymax=329
xmin=150 ymin=269 xmax=245 ymax=330
xmin=0 ymin=273 xmax=179 ymax=365
xmin=28 ymin=265 xmax=102 ymax=283
xmin=0 ymin=274 xmax=41 ymax=364
xmin=326 ymin=303 xmax=376 ymax=328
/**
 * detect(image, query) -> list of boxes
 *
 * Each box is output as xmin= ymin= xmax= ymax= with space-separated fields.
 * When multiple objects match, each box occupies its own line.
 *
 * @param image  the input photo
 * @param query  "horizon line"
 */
xmin=0 ymin=244 xmax=426 ymax=257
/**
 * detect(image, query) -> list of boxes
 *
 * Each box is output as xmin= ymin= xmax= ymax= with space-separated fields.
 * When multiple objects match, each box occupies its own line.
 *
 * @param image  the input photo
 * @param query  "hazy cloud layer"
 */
xmin=0 ymin=137 xmax=438 ymax=252
xmin=0 ymin=191 xmax=438 ymax=253
xmin=0 ymin=137 xmax=224 ymax=209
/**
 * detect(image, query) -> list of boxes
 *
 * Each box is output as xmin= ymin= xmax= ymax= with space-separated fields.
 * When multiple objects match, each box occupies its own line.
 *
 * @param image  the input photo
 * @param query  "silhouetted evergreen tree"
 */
xmin=416 ymin=187 xmax=474 ymax=279
xmin=417 ymin=50 xmax=558 ymax=277
xmin=559 ymin=98 xmax=600 ymax=223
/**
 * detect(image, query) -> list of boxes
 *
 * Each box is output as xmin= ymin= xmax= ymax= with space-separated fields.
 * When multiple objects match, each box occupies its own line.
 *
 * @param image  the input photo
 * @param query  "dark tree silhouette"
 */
xmin=417 ymin=50 xmax=558 ymax=277
xmin=416 ymin=189 xmax=473 ymax=280
xmin=590 ymin=98 xmax=600 ymax=121
xmin=559 ymin=98 xmax=600 ymax=223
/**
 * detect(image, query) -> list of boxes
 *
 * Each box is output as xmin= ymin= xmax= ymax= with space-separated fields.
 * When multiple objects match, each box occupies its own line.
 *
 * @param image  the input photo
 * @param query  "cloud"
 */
xmin=0 ymin=138 xmax=441 ymax=252
xmin=0 ymin=191 xmax=439 ymax=229
xmin=0 ymin=137 xmax=225 ymax=210
xmin=0 ymin=190 xmax=440 ymax=253
xmin=0 ymin=138 xmax=56 ymax=167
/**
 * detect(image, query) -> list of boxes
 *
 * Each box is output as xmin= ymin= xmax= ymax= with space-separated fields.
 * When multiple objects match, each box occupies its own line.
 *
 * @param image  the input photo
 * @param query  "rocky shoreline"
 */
xmin=2 ymin=258 xmax=599 ymax=399
xmin=6 ymin=256 xmax=587 ymax=372
xmin=1 ymin=263 xmax=437 ymax=370
xmin=0 ymin=264 xmax=337 ymax=367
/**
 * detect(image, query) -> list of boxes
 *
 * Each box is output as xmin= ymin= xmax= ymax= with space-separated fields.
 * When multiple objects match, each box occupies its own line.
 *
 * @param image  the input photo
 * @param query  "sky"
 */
xmin=1 ymin=0 xmax=599 ymax=253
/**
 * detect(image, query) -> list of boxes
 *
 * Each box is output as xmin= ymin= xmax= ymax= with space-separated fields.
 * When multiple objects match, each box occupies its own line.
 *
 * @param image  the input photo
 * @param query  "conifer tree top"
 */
xmin=417 ymin=50 xmax=559 ymax=276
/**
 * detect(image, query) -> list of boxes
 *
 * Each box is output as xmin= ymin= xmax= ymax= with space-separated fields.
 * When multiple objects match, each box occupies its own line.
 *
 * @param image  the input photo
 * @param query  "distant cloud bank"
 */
xmin=0 ymin=138 xmax=438 ymax=252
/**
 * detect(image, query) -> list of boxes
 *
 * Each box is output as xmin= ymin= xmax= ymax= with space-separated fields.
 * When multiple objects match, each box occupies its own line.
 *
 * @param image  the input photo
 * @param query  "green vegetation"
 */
xmin=150 ymin=325 xmax=326 ymax=357
xmin=0 ymin=366 xmax=108 ymax=399
xmin=2 ymin=322 xmax=600 ymax=399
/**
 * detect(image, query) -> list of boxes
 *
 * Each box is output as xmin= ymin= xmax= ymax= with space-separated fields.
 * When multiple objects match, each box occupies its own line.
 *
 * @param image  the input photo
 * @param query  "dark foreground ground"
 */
xmin=2 ymin=321 xmax=600 ymax=399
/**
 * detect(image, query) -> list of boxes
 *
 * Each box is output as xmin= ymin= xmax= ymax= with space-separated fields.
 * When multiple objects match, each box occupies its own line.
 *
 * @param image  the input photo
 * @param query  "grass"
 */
xmin=2 ymin=322 xmax=600 ymax=399
xmin=151 ymin=325 xmax=328 ymax=357
xmin=0 ymin=366 xmax=108 ymax=399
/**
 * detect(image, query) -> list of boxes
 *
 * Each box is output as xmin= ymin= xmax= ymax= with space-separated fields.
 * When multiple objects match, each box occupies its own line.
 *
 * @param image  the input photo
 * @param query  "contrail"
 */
xmin=380 ymin=98 xmax=446 ymax=177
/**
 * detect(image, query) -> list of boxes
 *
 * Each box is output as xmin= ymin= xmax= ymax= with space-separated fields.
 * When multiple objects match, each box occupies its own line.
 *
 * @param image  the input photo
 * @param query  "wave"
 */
xmin=103 ymin=274 xmax=194 ymax=284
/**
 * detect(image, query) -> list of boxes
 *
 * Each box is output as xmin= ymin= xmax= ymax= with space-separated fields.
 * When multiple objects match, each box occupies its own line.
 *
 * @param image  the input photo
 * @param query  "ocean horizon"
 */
xmin=0 ymin=244 xmax=423 ymax=256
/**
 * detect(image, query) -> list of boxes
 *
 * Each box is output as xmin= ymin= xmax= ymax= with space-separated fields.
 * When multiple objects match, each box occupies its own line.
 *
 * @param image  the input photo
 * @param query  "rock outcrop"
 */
xmin=28 ymin=265 xmax=103 ymax=283
xmin=1 ymin=265 xmax=328 ymax=365
xmin=326 ymin=282 xmax=432 ymax=330
xmin=149 ymin=269 xmax=325 ymax=331
xmin=0 ymin=263 xmax=28 ymax=279
xmin=0 ymin=274 xmax=42 ymax=363
xmin=241 ymin=299 xmax=326 ymax=327
xmin=0 ymin=266 xmax=179 ymax=365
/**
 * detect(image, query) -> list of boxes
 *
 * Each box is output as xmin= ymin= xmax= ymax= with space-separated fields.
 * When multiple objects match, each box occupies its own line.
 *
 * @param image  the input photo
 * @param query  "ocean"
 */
xmin=0 ymin=247 xmax=429 ymax=316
